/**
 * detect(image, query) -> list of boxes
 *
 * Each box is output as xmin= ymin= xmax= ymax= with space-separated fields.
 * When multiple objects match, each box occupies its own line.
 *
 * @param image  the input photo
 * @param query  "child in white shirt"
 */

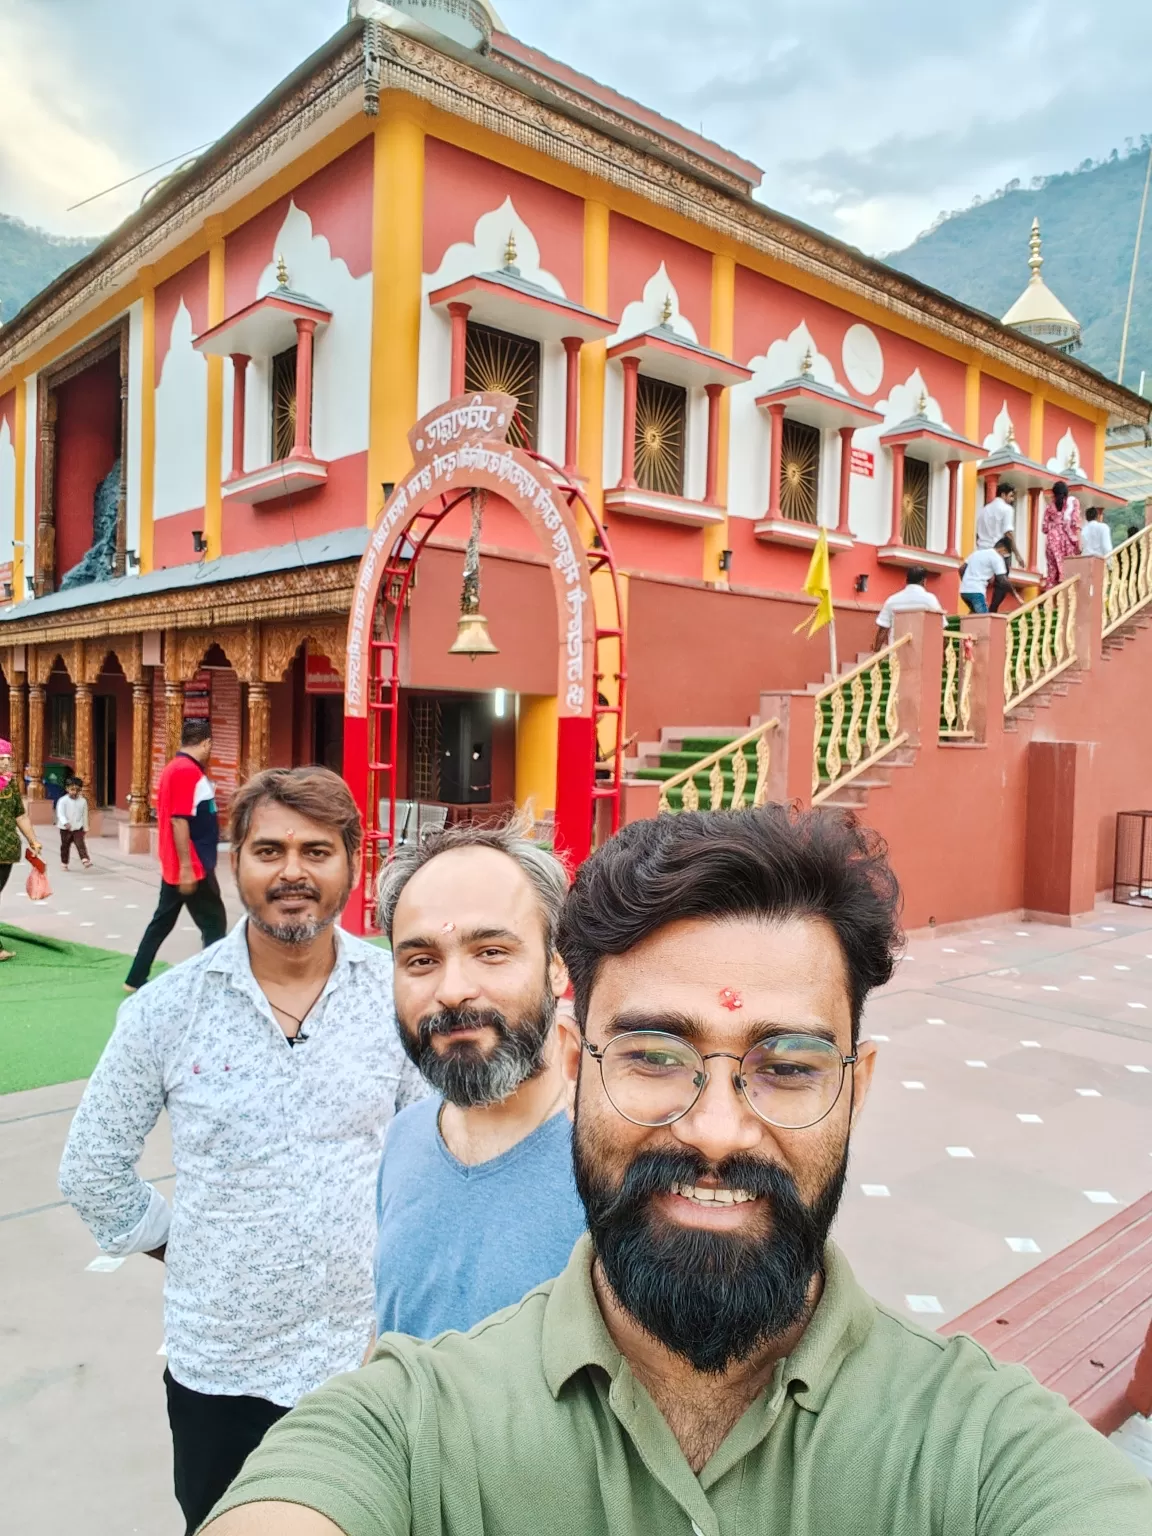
xmin=57 ymin=776 xmax=92 ymax=870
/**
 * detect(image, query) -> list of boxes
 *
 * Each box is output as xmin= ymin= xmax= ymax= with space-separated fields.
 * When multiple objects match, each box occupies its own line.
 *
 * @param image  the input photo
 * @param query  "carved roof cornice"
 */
xmin=0 ymin=559 xmax=356 ymax=646
xmin=1 ymin=19 xmax=1146 ymax=427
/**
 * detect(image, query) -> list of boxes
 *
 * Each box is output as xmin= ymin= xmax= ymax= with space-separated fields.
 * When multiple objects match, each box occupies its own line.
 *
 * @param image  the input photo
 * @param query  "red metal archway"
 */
xmin=342 ymin=392 xmax=627 ymax=934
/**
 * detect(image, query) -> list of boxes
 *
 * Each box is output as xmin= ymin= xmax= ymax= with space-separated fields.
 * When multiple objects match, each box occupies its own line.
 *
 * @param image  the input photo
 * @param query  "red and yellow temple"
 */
xmin=0 ymin=1 xmax=1149 ymax=931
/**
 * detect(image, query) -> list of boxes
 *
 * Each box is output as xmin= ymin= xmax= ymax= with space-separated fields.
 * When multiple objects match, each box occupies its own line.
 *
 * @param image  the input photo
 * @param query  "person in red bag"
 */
xmin=0 ymin=736 xmax=44 ymax=962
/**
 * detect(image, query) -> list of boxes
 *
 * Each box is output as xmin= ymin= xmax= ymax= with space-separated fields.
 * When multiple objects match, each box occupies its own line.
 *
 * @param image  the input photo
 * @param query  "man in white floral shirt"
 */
xmin=59 ymin=766 xmax=425 ymax=1535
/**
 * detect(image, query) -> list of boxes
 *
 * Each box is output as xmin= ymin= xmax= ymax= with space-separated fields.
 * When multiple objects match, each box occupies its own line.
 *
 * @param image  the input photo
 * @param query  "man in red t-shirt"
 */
xmin=125 ymin=719 xmax=228 ymax=990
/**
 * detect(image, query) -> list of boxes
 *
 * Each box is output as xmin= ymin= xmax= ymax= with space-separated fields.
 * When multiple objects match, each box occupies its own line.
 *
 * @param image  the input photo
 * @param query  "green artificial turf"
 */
xmin=0 ymin=924 xmax=165 ymax=1095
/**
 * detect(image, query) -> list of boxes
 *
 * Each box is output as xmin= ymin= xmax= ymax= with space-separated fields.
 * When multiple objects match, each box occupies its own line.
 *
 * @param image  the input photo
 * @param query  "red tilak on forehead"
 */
xmin=719 ymin=987 xmax=744 ymax=1012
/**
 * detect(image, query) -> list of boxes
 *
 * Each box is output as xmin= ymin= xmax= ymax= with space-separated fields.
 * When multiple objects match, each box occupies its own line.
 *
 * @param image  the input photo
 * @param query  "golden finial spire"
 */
xmin=916 ymin=390 xmax=929 ymax=416
xmin=1005 ymin=415 xmax=1019 ymax=449
xmin=275 ymin=254 xmax=289 ymax=288
xmin=660 ymin=293 xmax=674 ymax=325
xmin=503 ymin=231 xmax=518 ymax=269
xmin=1028 ymin=217 xmax=1043 ymax=284
xmin=799 ymin=347 xmax=814 ymax=376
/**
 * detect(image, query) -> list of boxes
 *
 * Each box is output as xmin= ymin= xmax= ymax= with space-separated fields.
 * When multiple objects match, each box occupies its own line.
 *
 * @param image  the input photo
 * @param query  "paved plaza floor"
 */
xmin=2 ymin=826 xmax=1151 ymax=1531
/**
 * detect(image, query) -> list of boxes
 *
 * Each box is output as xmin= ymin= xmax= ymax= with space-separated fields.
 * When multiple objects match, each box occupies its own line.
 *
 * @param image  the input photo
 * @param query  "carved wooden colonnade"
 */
xmin=0 ymin=618 xmax=347 ymax=820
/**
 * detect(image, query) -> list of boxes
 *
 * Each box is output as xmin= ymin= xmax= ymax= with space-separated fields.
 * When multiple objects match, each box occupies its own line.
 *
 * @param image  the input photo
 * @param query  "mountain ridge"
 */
xmin=885 ymin=143 xmax=1152 ymax=386
xmin=0 ymin=214 xmax=97 ymax=330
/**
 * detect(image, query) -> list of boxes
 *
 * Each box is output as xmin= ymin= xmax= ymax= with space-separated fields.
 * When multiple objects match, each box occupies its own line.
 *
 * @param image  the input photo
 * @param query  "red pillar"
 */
xmin=292 ymin=318 xmax=317 ymax=458
xmin=620 ymin=356 xmax=640 ymax=489
xmin=553 ymin=715 xmax=596 ymax=869
xmin=983 ymin=473 xmax=996 ymax=504
xmin=836 ymin=426 xmax=854 ymax=535
xmin=449 ymin=303 xmax=471 ymax=398
xmin=888 ymin=443 xmax=906 ymax=546
xmin=766 ymin=403 xmax=786 ymax=518
xmin=1029 ymin=487 xmax=1042 ymax=573
xmin=342 ymin=712 xmax=370 ymax=935
xmin=229 ymin=354 xmax=249 ymax=481
xmin=704 ymin=384 xmax=723 ymax=505
xmin=945 ymin=458 xmax=960 ymax=558
xmin=563 ymin=336 xmax=582 ymax=476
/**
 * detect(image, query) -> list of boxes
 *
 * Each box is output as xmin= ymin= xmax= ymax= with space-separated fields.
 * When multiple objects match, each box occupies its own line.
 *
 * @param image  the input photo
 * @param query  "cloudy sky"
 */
xmin=3 ymin=0 xmax=1151 ymax=255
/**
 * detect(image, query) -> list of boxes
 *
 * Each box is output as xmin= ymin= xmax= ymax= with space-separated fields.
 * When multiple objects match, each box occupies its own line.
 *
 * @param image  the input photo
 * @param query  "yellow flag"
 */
xmin=793 ymin=527 xmax=834 ymax=637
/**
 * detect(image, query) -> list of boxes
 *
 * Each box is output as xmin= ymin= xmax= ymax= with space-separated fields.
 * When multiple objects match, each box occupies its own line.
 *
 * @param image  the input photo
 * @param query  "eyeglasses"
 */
xmin=582 ymin=1030 xmax=857 ymax=1131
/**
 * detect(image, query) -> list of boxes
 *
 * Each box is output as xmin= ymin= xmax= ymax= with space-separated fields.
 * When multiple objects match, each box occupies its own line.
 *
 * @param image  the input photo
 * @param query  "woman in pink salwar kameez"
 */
xmin=1042 ymin=480 xmax=1082 ymax=588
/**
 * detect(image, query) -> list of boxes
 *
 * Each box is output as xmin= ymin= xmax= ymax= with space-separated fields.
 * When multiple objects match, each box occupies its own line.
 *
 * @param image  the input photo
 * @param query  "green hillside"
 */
xmin=886 ymin=144 xmax=1152 ymax=386
xmin=0 ymin=214 xmax=97 ymax=328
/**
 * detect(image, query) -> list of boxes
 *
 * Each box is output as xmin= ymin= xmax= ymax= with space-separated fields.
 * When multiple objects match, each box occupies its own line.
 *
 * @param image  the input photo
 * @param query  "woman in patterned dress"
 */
xmin=1042 ymin=480 xmax=1082 ymax=589
xmin=0 ymin=737 xmax=44 ymax=962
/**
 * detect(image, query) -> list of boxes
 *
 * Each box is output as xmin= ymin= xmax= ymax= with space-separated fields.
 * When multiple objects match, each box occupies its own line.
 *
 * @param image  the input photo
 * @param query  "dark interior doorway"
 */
xmin=312 ymin=695 xmax=344 ymax=774
xmin=94 ymin=693 xmax=117 ymax=807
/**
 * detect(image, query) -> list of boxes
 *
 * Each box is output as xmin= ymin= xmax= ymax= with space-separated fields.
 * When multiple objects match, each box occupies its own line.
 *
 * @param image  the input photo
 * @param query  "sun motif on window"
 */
xmin=464 ymin=323 xmax=540 ymax=450
xmin=634 ymin=374 xmax=686 ymax=496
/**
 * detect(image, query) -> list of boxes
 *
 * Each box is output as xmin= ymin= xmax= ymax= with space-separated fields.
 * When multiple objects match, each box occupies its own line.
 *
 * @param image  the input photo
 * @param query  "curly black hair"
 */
xmin=557 ymin=806 xmax=903 ymax=1044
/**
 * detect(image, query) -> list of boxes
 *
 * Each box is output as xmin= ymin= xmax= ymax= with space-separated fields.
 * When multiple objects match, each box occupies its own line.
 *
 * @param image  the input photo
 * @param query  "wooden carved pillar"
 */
xmin=449 ymin=303 xmax=471 ymax=397
xmin=26 ymin=682 xmax=45 ymax=798
xmin=766 ymin=403 xmax=786 ymax=520
xmin=165 ymin=680 xmax=185 ymax=763
xmin=74 ymin=683 xmax=95 ymax=792
xmin=619 ymin=357 xmax=640 ymax=489
xmin=563 ymin=336 xmax=582 ymax=477
xmin=704 ymin=384 xmax=723 ymax=506
xmin=115 ymin=328 xmax=130 ymax=576
xmin=247 ymin=682 xmax=271 ymax=778
xmin=9 ymin=679 xmax=27 ymax=786
xmin=36 ymin=387 xmax=58 ymax=595
xmin=129 ymin=676 xmax=153 ymax=825
xmin=836 ymin=426 xmax=855 ymax=536
xmin=945 ymin=459 xmax=961 ymax=560
xmin=888 ymin=444 xmax=907 ymax=547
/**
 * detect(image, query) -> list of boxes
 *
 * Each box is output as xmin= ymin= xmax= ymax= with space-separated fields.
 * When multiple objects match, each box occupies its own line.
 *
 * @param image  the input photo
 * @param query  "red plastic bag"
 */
xmin=24 ymin=848 xmax=51 ymax=903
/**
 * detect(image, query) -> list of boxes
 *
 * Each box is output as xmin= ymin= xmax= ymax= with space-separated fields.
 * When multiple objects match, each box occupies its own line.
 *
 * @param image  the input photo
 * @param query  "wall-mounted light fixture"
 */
xmin=718 ymin=549 xmax=733 ymax=574
xmin=854 ymin=573 xmax=869 ymax=594
xmin=2 ymin=582 xmax=12 ymax=601
xmin=381 ymin=482 xmax=395 ymax=502
xmin=126 ymin=549 xmax=140 ymax=570
xmin=26 ymin=576 xmax=38 ymax=598
xmin=192 ymin=530 xmax=207 ymax=554
xmin=494 ymin=688 xmax=507 ymax=719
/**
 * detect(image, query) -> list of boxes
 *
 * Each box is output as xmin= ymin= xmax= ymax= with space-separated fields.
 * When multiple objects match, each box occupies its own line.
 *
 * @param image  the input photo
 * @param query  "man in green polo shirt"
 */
xmin=206 ymin=808 xmax=1151 ymax=1535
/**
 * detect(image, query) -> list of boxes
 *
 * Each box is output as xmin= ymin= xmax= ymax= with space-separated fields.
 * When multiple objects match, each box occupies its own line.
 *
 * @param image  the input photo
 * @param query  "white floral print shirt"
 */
xmin=59 ymin=920 xmax=426 ymax=1406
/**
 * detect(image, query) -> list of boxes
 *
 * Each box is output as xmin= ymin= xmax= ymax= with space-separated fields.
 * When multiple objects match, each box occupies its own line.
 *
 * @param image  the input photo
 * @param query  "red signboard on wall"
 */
xmin=850 ymin=449 xmax=875 ymax=478
xmin=305 ymin=649 xmax=343 ymax=695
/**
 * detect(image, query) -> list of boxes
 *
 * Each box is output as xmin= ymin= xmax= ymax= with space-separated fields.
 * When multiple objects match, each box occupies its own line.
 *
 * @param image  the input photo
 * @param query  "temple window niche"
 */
xmin=194 ymin=257 xmax=331 ymax=506
xmin=463 ymin=321 xmax=541 ymax=451
xmin=634 ymin=374 xmax=687 ymax=497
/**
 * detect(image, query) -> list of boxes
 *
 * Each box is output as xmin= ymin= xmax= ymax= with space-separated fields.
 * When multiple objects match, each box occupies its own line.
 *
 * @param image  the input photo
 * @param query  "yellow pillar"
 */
xmin=960 ymin=362 xmax=981 ymax=555
xmin=139 ymin=268 xmax=157 ymax=573
xmin=367 ymin=97 xmax=426 ymax=524
xmin=704 ymin=252 xmax=736 ymax=583
xmin=204 ymin=220 xmax=226 ymax=560
xmin=516 ymin=694 xmax=559 ymax=815
xmin=1094 ymin=414 xmax=1107 ymax=484
xmin=1028 ymin=390 xmax=1045 ymax=463
xmin=13 ymin=375 xmax=26 ymax=602
xmin=579 ymin=199 xmax=610 ymax=517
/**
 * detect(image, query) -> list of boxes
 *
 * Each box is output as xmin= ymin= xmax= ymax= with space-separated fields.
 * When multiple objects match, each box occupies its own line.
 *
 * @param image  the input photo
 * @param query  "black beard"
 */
xmin=574 ymin=1125 xmax=848 ymax=1374
xmin=400 ymin=995 xmax=556 ymax=1108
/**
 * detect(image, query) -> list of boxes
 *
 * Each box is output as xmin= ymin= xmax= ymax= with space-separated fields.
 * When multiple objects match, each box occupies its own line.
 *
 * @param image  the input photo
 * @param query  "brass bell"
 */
xmin=448 ymin=612 xmax=499 ymax=659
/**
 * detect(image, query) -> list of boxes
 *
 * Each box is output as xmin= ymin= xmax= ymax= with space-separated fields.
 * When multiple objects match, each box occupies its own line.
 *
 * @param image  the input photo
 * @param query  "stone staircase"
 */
xmin=630 ymin=725 xmax=760 ymax=811
xmin=806 ymin=650 xmax=917 ymax=811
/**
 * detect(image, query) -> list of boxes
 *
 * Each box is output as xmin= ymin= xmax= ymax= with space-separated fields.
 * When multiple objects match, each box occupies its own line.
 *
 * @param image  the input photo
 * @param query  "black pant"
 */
xmin=125 ymin=871 xmax=227 ymax=988
xmin=60 ymin=828 xmax=90 ymax=865
xmin=164 ymin=1368 xmax=290 ymax=1535
xmin=0 ymin=861 xmax=10 ymax=896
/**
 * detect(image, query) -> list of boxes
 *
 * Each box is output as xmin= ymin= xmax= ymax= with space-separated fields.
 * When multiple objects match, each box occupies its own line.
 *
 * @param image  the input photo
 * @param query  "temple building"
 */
xmin=1 ymin=0 xmax=1150 ymax=931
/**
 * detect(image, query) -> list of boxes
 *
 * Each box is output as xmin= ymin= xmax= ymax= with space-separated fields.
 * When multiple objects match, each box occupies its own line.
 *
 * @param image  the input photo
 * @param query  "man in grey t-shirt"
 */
xmin=372 ymin=820 xmax=585 ymax=1339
